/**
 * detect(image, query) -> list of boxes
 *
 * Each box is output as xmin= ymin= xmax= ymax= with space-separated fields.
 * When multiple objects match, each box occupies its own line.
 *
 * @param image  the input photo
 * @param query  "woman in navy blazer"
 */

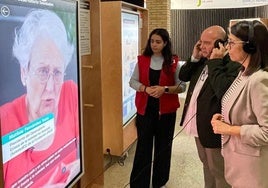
xmin=211 ymin=20 xmax=268 ymax=188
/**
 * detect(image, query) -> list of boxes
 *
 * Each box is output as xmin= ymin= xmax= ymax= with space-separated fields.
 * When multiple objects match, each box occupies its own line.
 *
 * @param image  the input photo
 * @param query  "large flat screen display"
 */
xmin=121 ymin=10 xmax=139 ymax=125
xmin=0 ymin=0 xmax=83 ymax=187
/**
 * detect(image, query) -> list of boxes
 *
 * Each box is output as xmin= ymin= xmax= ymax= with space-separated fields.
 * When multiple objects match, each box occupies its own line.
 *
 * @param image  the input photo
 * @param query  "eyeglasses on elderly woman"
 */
xmin=31 ymin=67 xmax=65 ymax=84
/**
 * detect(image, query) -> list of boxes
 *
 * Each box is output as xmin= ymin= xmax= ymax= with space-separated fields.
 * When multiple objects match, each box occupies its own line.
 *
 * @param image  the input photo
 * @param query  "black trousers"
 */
xmin=130 ymin=112 xmax=176 ymax=188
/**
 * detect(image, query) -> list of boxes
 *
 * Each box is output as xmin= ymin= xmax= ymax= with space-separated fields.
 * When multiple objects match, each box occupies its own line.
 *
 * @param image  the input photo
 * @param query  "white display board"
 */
xmin=121 ymin=10 xmax=139 ymax=125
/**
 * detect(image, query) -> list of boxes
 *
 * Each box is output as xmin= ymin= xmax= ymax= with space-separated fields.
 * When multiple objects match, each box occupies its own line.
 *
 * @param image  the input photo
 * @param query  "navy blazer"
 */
xmin=179 ymin=55 xmax=241 ymax=148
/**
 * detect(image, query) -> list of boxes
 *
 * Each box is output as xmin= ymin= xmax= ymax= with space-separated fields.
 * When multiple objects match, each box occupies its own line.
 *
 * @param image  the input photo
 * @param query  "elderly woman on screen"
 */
xmin=1 ymin=9 xmax=80 ymax=188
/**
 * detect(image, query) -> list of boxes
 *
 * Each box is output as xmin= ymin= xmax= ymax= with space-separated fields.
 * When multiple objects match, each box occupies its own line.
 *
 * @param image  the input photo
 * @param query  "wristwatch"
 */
xmin=164 ymin=86 xmax=169 ymax=93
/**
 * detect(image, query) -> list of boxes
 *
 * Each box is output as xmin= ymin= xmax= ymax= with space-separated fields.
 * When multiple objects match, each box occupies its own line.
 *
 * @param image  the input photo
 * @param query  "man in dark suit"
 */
xmin=179 ymin=25 xmax=241 ymax=188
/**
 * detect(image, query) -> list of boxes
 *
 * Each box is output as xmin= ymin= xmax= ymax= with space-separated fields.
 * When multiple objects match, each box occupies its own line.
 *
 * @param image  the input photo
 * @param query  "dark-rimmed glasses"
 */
xmin=227 ymin=39 xmax=246 ymax=49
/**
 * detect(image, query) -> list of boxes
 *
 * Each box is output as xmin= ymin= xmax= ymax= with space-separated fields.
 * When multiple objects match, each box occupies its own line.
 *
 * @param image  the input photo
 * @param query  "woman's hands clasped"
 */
xmin=145 ymin=85 xmax=165 ymax=98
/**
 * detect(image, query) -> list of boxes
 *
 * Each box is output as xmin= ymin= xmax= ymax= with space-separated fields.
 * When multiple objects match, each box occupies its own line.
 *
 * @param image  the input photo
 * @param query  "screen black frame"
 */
xmin=0 ymin=0 xmax=84 ymax=187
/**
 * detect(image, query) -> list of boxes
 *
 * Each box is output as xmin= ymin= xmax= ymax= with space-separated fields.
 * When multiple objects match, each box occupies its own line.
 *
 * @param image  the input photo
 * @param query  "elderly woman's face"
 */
xmin=22 ymin=36 xmax=65 ymax=120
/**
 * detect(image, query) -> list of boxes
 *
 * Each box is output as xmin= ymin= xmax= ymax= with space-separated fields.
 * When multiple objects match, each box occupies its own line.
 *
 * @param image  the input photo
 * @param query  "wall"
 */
xmin=146 ymin=0 xmax=171 ymax=33
xmin=170 ymin=5 xmax=268 ymax=60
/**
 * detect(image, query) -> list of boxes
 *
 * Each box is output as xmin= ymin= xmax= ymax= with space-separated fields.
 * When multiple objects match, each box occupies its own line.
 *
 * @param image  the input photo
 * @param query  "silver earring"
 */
xmin=22 ymin=78 xmax=26 ymax=86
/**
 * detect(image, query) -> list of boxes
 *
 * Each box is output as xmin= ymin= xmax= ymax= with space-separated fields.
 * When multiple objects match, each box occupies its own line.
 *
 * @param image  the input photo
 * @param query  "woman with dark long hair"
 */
xmin=129 ymin=28 xmax=186 ymax=188
xmin=211 ymin=20 xmax=268 ymax=188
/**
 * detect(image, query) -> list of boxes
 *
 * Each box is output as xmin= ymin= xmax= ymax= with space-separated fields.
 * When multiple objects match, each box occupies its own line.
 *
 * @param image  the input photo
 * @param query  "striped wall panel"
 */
xmin=171 ymin=5 xmax=268 ymax=60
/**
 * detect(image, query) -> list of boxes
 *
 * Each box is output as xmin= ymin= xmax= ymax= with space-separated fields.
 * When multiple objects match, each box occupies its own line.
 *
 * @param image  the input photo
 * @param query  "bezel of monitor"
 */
xmin=0 ymin=0 xmax=84 ymax=187
xmin=121 ymin=9 xmax=139 ymax=126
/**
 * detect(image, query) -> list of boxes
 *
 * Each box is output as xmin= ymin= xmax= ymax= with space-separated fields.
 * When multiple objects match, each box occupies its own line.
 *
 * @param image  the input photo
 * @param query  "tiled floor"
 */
xmin=104 ymin=97 xmax=204 ymax=188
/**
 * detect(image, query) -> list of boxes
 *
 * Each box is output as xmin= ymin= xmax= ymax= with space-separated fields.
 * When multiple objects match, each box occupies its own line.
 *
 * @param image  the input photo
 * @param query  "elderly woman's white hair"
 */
xmin=13 ymin=9 xmax=74 ymax=69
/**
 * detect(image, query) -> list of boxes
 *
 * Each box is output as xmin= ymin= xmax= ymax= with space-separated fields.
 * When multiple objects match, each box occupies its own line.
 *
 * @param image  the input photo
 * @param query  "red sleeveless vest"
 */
xmin=135 ymin=55 xmax=180 ymax=115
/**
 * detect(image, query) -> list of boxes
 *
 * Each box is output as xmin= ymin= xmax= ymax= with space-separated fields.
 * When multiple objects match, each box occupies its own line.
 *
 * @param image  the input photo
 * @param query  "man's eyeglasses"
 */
xmin=31 ymin=67 xmax=65 ymax=84
xmin=227 ymin=39 xmax=246 ymax=48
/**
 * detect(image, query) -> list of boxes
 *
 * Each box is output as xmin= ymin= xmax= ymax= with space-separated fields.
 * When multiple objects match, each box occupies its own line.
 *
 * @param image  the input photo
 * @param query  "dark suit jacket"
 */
xmin=179 ymin=55 xmax=241 ymax=148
